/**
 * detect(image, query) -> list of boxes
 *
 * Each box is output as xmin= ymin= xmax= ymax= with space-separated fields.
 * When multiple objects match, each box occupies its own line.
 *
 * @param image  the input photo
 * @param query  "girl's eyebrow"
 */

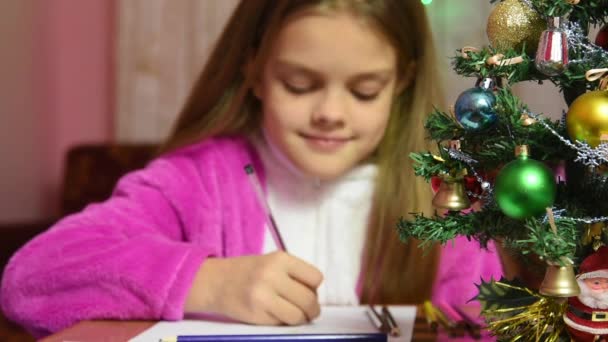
xmin=348 ymin=71 xmax=393 ymax=84
xmin=275 ymin=59 xmax=394 ymax=82
xmin=274 ymin=60 xmax=318 ymax=75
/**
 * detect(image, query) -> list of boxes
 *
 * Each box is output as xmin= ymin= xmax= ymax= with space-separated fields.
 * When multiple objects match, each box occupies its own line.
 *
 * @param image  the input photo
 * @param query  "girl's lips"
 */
xmin=300 ymin=133 xmax=352 ymax=152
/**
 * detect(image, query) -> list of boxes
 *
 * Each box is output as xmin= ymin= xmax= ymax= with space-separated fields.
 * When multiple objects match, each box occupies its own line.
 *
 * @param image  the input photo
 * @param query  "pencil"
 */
xmin=381 ymin=306 xmax=401 ymax=337
xmin=436 ymin=301 xmax=462 ymax=326
xmin=365 ymin=307 xmax=385 ymax=332
xmin=366 ymin=305 xmax=389 ymax=334
xmin=422 ymin=301 xmax=438 ymax=332
xmin=433 ymin=303 xmax=463 ymax=337
xmin=452 ymin=305 xmax=483 ymax=339
xmin=244 ymin=164 xmax=287 ymax=251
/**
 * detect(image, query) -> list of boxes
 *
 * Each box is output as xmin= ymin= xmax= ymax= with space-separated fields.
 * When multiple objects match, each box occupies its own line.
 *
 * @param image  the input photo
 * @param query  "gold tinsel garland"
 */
xmin=482 ymin=282 xmax=567 ymax=341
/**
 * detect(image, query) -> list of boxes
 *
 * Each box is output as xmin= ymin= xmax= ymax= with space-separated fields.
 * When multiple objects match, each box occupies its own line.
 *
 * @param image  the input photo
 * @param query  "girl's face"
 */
xmin=255 ymin=11 xmax=400 ymax=180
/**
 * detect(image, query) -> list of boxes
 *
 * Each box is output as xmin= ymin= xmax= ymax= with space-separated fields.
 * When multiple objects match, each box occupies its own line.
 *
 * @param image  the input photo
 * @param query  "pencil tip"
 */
xmin=244 ymin=164 xmax=254 ymax=174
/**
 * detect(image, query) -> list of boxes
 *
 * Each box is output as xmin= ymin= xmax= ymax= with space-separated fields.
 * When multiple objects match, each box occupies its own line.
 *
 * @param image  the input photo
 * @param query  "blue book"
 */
xmin=160 ymin=333 xmax=387 ymax=341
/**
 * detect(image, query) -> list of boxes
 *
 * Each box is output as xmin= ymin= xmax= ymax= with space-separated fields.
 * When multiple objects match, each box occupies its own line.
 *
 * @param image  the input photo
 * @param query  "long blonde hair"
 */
xmin=163 ymin=0 xmax=441 ymax=304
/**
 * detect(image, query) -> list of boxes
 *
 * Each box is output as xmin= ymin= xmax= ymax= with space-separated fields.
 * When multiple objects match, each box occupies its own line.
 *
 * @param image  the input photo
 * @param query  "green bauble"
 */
xmin=494 ymin=154 xmax=556 ymax=219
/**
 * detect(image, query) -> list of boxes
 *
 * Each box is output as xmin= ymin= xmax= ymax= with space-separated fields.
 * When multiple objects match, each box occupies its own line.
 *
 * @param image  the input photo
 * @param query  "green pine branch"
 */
xmin=398 ymin=204 xmax=580 ymax=263
xmin=424 ymin=108 xmax=462 ymax=141
xmin=452 ymin=46 xmax=541 ymax=83
xmin=397 ymin=206 xmax=526 ymax=250
xmin=506 ymin=218 xmax=580 ymax=264
xmin=397 ymin=212 xmax=478 ymax=247
xmin=410 ymin=152 xmax=448 ymax=181
xmin=420 ymin=87 xmax=573 ymax=169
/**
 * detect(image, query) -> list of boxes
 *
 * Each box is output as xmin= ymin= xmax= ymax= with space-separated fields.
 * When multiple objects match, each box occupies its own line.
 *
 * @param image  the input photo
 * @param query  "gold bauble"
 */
xmin=486 ymin=0 xmax=546 ymax=54
xmin=566 ymin=90 xmax=608 ymax=148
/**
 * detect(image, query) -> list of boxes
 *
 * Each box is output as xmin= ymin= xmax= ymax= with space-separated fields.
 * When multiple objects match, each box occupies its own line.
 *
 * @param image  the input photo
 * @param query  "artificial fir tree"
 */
xmin=399 ymin=0 xmax=608 ymax=340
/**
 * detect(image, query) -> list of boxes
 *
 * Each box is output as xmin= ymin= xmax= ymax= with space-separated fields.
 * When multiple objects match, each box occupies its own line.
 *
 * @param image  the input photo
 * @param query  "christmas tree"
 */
xmin=398 ymin=0 xmax=608 ymax=340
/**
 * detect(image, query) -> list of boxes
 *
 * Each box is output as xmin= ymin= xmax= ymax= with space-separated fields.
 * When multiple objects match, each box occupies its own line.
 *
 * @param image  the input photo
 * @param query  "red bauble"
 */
xmin=596 ymin=24 xmax=608 ymax=50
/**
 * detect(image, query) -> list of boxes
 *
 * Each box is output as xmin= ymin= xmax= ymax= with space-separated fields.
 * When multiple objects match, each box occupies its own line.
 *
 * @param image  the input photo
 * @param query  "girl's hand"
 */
xmin=185 ymin=251 xmax=323 ymax=325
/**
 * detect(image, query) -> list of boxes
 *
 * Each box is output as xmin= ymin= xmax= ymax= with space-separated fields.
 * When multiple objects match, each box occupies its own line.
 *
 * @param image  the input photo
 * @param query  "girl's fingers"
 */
xmin=268 ymin=293 xmax=309 ymax=326
xmin=250 ymin=309 xmax=283 ymax=325
xmin=284 ymin=255 xmax=324 ymax=290
xmin=275 ymin=277 xmax=320 ymax=322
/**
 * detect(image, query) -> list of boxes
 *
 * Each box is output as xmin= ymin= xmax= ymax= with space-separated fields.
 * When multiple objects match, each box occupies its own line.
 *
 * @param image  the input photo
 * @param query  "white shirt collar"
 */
xmin=254 ymin=129 xmax=378 ymax=190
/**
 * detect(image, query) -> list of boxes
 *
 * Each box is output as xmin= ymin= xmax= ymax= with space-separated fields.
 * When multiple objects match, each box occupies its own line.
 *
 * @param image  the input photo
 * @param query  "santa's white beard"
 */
xmin=578 ymin=279 xmax=608 ymax=309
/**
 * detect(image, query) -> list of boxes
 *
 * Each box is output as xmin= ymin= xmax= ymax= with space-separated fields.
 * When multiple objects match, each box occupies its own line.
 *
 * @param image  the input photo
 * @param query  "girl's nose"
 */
xmin=311 ymin=90 xmax=346 ymax=129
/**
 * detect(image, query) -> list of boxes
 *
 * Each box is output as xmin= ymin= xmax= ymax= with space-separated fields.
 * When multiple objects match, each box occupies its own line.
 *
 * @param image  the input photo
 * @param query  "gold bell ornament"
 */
xmin=539 ymin=209 xmax=580 ymax=297
xmin=539 ymin=260 xmax=581 ymax=297
xmin=432 ymin=173 xmax=471 ymax=211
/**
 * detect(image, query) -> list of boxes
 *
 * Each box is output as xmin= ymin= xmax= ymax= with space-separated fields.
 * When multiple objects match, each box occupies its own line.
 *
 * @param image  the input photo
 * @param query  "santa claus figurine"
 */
xmin=565 ymin=246 xmax=608 ymax=342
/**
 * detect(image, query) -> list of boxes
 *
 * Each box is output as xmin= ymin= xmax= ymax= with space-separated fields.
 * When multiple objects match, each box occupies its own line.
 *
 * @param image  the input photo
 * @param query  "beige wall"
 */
xmin=115 ymin=0 xmax=239 ymax=142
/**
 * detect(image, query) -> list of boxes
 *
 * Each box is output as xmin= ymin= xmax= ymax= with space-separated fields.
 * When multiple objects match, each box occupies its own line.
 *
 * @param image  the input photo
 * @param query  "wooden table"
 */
xmin=40 ymin=307 xmax=488 ymax=342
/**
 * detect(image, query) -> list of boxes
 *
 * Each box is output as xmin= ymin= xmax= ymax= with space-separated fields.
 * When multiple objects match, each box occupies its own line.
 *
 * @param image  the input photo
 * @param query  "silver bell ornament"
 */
xmin=535 ymin=16 xmax=569 ymax=76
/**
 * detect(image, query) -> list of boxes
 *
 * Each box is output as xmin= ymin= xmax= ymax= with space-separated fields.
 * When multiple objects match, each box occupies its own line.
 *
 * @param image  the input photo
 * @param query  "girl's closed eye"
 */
xmin=351 ymin=88 xmax=380 ymax=101
xmin=282 ymin=78 xmax=317 ymax=94
xmin=284 ymin=80 xmax=381 ymax=101
xmin=351 ymin=81 xmax=385 ymax=101
xmin=279 ymin=69 xmax=320 ymax=95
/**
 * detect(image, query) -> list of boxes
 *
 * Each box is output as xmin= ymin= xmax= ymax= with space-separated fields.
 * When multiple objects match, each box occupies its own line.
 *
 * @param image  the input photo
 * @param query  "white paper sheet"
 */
xmin=130 ymin=305 xmax=416 ymax=342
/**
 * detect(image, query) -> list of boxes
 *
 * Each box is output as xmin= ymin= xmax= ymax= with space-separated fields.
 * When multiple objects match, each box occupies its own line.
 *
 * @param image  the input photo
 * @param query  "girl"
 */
xmin=1 ymin=0 xmax=503 ymax=337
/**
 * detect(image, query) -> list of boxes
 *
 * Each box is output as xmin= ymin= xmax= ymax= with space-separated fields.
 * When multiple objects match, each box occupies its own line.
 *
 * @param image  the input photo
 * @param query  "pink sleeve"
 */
xmin=0 ymin=154 xmax=215 ymax=337
xmin=432 ymin=236 xmax=504 ymax=306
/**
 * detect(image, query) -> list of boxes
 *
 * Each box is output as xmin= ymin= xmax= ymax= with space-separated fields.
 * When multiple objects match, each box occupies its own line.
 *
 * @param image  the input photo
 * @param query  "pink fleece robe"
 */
xmin=0 ymin=136 xmax=502 ymax=337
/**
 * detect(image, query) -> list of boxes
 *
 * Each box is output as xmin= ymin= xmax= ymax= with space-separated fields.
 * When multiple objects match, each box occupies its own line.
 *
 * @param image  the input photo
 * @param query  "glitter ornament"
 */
xmin=596 ymin=24 xmax=608 ymax=50
xmin=494 ymin=145 xmax=557 ymax=219
xmin=454 ymin=87 xmax=498 ymax=131
xmin=566 ymin=90 xmax=608 ymax=148
xmin=487 ymin=0 xmax=546 ymax=54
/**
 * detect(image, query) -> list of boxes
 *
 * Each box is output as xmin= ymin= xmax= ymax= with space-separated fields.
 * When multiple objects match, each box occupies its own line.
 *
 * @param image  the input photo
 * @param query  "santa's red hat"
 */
xmin=578 ymin=246 xmax=608 ymax=280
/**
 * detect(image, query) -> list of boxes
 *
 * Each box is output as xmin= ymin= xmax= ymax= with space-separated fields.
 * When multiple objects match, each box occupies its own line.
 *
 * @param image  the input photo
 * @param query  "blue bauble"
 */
xmin=454 ymin=87 xmax=498 ymax=131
